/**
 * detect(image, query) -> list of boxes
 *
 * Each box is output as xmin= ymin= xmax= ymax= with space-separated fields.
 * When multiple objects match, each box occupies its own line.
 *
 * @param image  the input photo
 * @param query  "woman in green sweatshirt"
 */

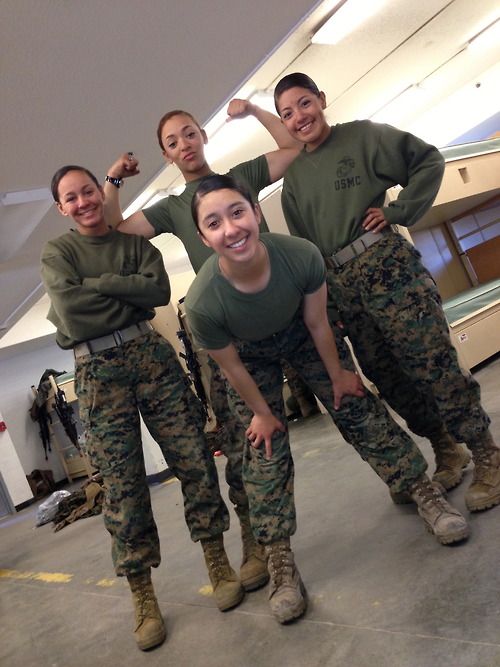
xmin=41 ymin=165 xmax=247 ymax=652
xmin=274 ymin=72 xmax=500 ymax=513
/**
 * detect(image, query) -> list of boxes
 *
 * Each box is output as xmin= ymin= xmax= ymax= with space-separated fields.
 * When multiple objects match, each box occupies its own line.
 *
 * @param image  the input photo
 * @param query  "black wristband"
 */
xmin=105 ymin=175 xmax=124 ymax=188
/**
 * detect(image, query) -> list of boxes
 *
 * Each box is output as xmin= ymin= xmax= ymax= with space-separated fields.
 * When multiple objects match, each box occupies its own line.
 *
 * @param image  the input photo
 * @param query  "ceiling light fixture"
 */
xmin=122 ymin=189 xmax=157 ymax=219
xmin=369 ymin=84 xmax=426 ymax=125
xmin=122 ymin=184 xmax=185 ymax=219
xmin=249 ymin=91 xmax=276 ymax=114
xmin=143 ymin=186 xmax=185 ymax=209
xmin=408 ymin=62 xmax=500 ymax=147
xmin=1 ymin=187 xmax=52 ymax=206
xmin=367 ymin=13 xmax=500 ymax=130
xmin=467 ymin=17 xmax=500 ymax=51
xmin=312 ymin=0 xmax=388 ymax=45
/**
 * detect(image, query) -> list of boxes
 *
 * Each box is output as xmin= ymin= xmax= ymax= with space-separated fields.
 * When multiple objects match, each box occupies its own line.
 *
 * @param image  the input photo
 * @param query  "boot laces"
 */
xmin=204 ymin=543 xmax=231 ymax=581
xmin=267 ymin=544 xmax=293 ymax=588
xmin=474 ymin=448 xmax=494 ymax=478
xmin=134 ymin=587 xmax=156 ymax=623
xmin=412 ymin=480 xmax=448 ymax=511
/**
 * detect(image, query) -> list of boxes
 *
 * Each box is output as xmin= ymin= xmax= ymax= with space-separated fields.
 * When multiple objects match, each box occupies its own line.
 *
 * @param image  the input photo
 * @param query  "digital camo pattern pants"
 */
xmin=326 ymin=233 xmax=491 ymax=447
xmin=282 ymin=359 xmax=318 ymax=412
xmin=207 ymin=355 xmax=317 ymax=521
xmin=227 ymin=317 xmax=427 ymax=544
xmin=208 ymin=356 xmax=249 ymax=524
xmin=75 ymin=331 xmax=229 ymax=577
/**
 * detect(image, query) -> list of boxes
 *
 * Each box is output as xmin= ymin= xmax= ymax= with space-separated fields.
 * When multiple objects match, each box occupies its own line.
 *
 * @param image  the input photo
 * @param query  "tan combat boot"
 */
xmin=389 ymin=431 xmax=471 ymax=505
xmin=265 ymin=539 xmax=307 ymax=624
xmin=430 ymin=429 xmax=471 ymax=490
xmin=409 ymin=476 xmax=469 ymax=545
xmin=127 ymin=571 xmax=166 ymax=651
xmin=239 ymin=513 xmax=269 ymax=591
xmin=465 ymin=432 xmax=500 ymax=511
xmin=201 ymin=535 xmax=245 ymax=611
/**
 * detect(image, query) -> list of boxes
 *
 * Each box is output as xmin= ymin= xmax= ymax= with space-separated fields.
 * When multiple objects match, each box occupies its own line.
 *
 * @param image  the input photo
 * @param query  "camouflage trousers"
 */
xmin=75 ymin=330 xmax=229 ymax=577
xmin=208 ymin=356 xmax=249 ymax=522
xmin=326 ymin=233 xmax=491 ymax=446
xmin=207 ymin=354 xmax=317 ymax=520
xmin=227 ymin=316 xmax=427 ymax=545
xmin=282 ymin=359 xmax=318 ymax=410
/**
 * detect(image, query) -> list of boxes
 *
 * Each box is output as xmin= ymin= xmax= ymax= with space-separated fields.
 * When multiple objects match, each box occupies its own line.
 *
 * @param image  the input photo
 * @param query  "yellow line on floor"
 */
xmin=95 ymin=578 xmax=116 ymax=587
xmin=0 ymin=568 xmax=73 ymax=583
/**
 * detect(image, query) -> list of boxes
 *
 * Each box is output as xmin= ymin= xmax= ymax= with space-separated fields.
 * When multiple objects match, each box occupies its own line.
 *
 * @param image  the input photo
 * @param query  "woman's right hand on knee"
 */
xmin=245 ymin=413 xmax=286 ymax=460
xmin=332 ymin=370 xmax=365 ymax=409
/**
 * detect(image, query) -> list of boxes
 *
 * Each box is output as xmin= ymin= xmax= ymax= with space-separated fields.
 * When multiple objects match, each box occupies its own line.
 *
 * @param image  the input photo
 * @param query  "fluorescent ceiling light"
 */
xmin=123 ymin=184 xmax=185 ymax=218
xmin=143 ymin=186 xmax=185 ymax=209
xmin=205 ymin=114 xmax=257 ymax=163
xmin=408 ymin=62 xmax=500 ymax=148
xmin=370 ymin=85 xmax=426 ymax=125
xmin=249 ymin=91 xmax=276 ymax=114
xmin=312 ymin=0 xmax=388 ymax=45
xmin=204 ymin=90 xmax=282 ymax=163
xmin=122 ymin=189 xmax=156 ymax=219
xmin=369 ymin=14 xmax=500 ymax=129
xmin=1 ymin=187 xmax=51 ymax=206
xmin=468 ymin=17 xmax=500 ymax=51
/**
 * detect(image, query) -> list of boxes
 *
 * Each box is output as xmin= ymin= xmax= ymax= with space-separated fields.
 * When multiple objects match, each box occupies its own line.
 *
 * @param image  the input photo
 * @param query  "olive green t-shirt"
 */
xmin=143 ymin=155 xmax=271 ymax=273
xmin=41 ymin=230 xmax=170 ymax=348
xmin=281 ymin=120 xmax=445 ymax=255
xmin=185 ymin=233 xmax=326 ymax=349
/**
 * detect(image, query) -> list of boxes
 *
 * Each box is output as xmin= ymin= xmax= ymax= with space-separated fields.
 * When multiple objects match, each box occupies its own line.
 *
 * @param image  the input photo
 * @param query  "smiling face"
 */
xmin=276 ymin=86 xmax=330 ymax=151
xmin=160 ymin=113 xmax=210 ymax=181
xmin=55 ymin=170 xmax=108 ymax=236
xmin=196 ymin=188 xmax=262 ymax=265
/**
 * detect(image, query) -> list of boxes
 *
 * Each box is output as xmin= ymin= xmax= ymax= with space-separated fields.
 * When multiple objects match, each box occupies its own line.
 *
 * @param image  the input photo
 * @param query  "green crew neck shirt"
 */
xmin=41 ymin=229 xmax=170 ymax=348
xmin=143 ymin=155 xmax=271 ymax=273
xmin=184 ymin=233 xmax=326 ymax=350
xmin=281 ymin=120 xmax=445 ymax=255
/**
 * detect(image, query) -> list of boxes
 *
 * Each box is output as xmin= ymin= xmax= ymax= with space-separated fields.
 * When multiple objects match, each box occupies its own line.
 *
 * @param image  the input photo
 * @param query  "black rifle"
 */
xmin=176 ymin=301 xmax=210 ymax=422
xmin=52 ymin=387 xmax=80 ymax=451
xmin=30 ymin=369 xmax=66 ymax=459
xmin=30 ymin=398 xmax=52 ymax=460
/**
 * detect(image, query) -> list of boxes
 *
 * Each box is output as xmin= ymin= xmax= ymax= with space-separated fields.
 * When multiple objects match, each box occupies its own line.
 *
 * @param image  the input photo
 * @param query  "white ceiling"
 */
xmin=1 ymin=0 xmax=499 ymax=351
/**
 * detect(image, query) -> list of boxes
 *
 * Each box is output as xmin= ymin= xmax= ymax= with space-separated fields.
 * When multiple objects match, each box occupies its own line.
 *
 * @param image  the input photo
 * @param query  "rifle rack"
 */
xmin=32 ymin=375 xmax=93 ymax=483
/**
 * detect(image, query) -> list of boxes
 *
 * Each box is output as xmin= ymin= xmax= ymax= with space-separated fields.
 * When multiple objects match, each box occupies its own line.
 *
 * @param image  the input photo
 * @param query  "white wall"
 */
xmin=0 ymin=408 xmax=33 ymax=506
xmin=260 ymin=185 xmax=290 ymax=235
xmin=169 ymin=269 xmax=196 ymax=308
xmin=0 ymin=339 xmax=74 ymax=505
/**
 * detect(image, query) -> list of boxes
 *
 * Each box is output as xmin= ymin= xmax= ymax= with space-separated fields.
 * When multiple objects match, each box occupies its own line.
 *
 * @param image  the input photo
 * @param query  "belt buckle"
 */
xmin=327 ymin=254 xmax=341 ymax=269
xmin=113 ymin=330 xmax=124 ymax=346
